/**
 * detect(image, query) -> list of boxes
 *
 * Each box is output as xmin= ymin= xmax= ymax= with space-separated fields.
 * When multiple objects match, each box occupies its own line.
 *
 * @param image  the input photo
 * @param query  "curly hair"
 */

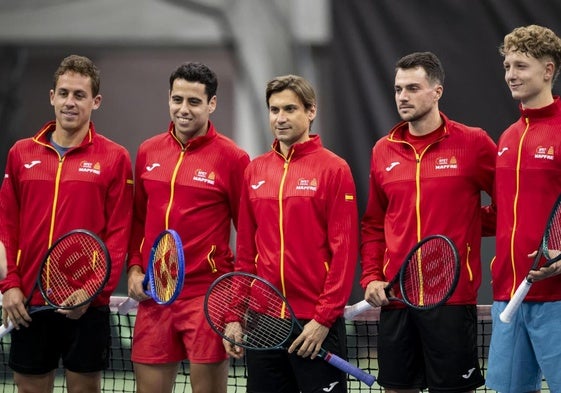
xmin=500 ymin=25 xmax=561 ymax=81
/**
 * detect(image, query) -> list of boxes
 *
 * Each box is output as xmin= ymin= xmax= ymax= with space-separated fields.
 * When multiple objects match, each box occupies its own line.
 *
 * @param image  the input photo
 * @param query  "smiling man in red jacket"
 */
xmin=126 ymin=62 xmax=250 ymax=393
xmin=486 ymin=24 xmax=561 ymax=393
xmin=0 ymin=54 xmax=133 ymax=393
xmin=223 ymin=74 xmax=359 ymax=393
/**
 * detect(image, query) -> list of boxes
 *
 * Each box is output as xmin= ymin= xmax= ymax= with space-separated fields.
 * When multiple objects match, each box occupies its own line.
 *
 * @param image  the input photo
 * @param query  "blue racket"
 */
xmin=118 ymin=229 xmax=185 ymax=314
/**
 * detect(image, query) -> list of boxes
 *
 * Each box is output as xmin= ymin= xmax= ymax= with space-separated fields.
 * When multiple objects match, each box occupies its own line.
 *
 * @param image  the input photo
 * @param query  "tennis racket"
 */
xmin=204 ymin=271 xmax=376 ymax=386
xmin=499 ymin=194 xmax=561 ymax=323
xmin=345 ymin=234 xmax=460 ymax=319
xmin=118 ymin=229 xmax=185 ymax=314
xmin=0 ymin=229 xmax=110 ymax=338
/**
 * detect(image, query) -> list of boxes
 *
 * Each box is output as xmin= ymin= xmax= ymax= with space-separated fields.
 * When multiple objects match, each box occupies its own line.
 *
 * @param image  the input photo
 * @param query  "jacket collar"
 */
xmin=33 ymin=120 xmax=96 ymax=147
xmin=388 ymin=112 xmax=451 ymax=142
xmin=272 ymin=134 xmax=323 ymax=159
xmin=167 ymin=120 xmax=217 ymax=150
xmin=519 ymin=96 xmax=561 ymax=120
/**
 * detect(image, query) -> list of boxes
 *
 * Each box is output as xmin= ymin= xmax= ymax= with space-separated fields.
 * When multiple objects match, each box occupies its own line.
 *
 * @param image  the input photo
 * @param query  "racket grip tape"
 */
xmin=117 ymin=297 xmax=139 ymax=315
xmin=499 ymin=279 xmax=533 ymax=323
xmin=0 ymin=321 xmax=14 ymax=339
xmin=323 ymin=351 xmax=376 ymax=386
xmin=344 ymin=299 xmax=373 ymax=320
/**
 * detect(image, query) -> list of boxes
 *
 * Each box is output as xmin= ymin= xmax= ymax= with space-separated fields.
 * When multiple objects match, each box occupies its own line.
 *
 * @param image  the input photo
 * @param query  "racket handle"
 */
xmin=0 ymin=321 xmax=14 ymax=339
xmin=344 ymin=299 xmax=373 ymax=320
xmin=499 ymin=279 xmax=533 ymax=323
xmin=323 ymin=351 xmax=376 ymax=386
xmin=117 ymin=297 xmax=138 ymax=315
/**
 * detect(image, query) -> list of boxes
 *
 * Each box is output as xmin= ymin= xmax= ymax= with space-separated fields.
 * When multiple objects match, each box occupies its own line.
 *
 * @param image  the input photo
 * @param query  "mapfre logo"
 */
xmin=193 ymin=169 xmax=216 ymax=185
xmin=295 ymin=178 xmax=318 ymax=191
xmin=435 ymin=156 xmax=458 ymax=170
xmin=78 ymin=161 xmax=101 ymax=175
xmin=535 ymin=146 xmax=554 ymax=160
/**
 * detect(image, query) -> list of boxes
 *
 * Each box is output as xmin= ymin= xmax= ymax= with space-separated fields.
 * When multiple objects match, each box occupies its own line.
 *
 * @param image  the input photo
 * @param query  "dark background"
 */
xmin=2 ymin=0 xmax=561 ymax=304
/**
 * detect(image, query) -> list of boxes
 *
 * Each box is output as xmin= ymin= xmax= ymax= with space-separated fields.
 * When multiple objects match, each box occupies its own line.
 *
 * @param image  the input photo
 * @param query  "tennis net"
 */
xmin=0 ymin=297 xmax=549 ymax=392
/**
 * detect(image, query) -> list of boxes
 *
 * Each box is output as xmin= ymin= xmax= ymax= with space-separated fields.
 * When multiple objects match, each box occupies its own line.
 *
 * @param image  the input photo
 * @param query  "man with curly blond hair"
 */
xmin=487 ymin=25 xmax=561 ymax=393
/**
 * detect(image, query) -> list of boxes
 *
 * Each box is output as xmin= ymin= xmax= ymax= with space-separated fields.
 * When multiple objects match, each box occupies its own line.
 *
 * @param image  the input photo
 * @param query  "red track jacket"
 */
xmin=235 ymin=135 xmax=359 ymax=327
xmin=492 ymin=97 xmax=561 ymax=302
xmin=127 ymin=121 xmax=250 ymax=298
xmin=360 ymin=113 xmax=496 ymax=305
xmin=0 ymin=121 xmax=133 ymax=306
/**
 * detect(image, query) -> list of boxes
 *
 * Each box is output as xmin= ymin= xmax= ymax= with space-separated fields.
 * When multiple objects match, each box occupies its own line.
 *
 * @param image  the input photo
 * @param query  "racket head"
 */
xmin=542 ymin=193 xmax=561 ymax=265
xmin=37 ymin=229 xmax=111 ymax=309
xmin=204 ymin=271 xmax=296 ymax=350
xmin=146 ymin=229 xmax=185 ymax=305
xmin=398 ymin=234 xmax=460 ymax=310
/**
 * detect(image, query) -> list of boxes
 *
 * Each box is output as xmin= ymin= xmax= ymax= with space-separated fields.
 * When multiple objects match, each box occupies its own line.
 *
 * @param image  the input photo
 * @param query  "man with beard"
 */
xmin=359 ymin=52 xmax=495 ymax=393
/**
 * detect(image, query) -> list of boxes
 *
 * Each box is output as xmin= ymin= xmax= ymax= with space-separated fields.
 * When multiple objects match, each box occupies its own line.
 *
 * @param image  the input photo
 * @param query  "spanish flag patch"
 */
xmin=345 ymin=194 xmax=354 ymax=201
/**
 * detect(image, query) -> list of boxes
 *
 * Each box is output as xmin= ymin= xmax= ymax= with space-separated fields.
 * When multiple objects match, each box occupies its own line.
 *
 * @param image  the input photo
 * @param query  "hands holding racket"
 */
xmin=118 ymin=229 xmax=185 ymax=314
xmin=345 ymin=234 xmax=460 ymax=319
xmin=1 ymin=229 xmax=111 ymax=339
xmin=500 ymin=194 xmax=561 ymax=323
xmin=204 ymin=271 xmax=376 ymax=386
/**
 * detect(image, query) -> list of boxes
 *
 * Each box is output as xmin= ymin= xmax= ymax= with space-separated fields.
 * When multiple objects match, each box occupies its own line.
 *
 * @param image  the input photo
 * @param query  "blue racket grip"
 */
xmin=323 ymin=351 xmax=376 ymax=386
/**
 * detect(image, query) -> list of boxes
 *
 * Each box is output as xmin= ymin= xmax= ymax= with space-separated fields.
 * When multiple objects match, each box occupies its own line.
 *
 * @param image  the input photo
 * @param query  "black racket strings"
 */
xmin=545 ymin=206 xmax=561 ymax=262
xmin=207 ymin=278 xmax=294 ymax=349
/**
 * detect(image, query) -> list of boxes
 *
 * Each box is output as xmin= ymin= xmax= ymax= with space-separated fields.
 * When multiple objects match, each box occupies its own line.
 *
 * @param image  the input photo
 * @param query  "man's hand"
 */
xmin=55 ymin=289 xmax=90 ymax=319
xmin=528 ymin=250 xmax=561 ymax=282
xmin=364 ymin=280 xmax=390 ymax=307
xmin=1 ymin=287 xmax=31 ymax=329
xmin=222 ymin=322 xmax=245 ymax=358
xmin=127 ymin=265 xmax=150 ymax=302
xmin=288 ymin=319 xmax=328 ymax=359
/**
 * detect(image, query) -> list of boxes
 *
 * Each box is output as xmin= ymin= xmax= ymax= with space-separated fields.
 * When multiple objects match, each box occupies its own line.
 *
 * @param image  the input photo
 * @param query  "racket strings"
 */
xmin=152 ymin=233 xmax=180 ymax=302
xmin=401 ymin=238 xmax=458 ymax=308
xmin=206 ymin=276 xmax=294 ymax=349
xmin=544 ymin=205 xmax=561 ymax=262
xmin=41 ymin=233 xmax=108 ymax=307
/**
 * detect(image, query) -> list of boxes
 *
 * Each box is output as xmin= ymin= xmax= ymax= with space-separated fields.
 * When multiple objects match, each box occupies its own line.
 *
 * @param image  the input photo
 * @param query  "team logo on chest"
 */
xmin=434 ymin=156 xmax=458 ymax=170
xmin=193 ymin=169 xmax=216 ymax=185
xmin=78 ymin=161 xmax=101 ymax=175
xmin=295 ymin=178 xmax=318 ymax=191
xmin=535 ymin=146 xmax=554 ymax=160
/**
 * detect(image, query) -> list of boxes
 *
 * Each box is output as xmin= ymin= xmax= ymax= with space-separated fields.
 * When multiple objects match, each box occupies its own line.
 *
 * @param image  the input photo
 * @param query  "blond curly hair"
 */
xmin=500 ymin=24 xmax=561 ymax=82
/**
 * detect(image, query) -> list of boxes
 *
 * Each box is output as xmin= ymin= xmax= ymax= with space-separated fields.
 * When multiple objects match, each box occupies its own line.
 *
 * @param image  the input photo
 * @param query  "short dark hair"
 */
xmin=169 ymin=62 xmax=217 ymax=102
xmin=54 ymin=55 xmax=100 ymax=96
xmin=395 ymin=51 xmax=445 ymax=86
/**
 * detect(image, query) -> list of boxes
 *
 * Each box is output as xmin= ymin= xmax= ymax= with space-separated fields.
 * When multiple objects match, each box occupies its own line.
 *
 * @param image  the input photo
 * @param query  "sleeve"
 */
xmin=314 ymin=163 xmax=359 ymax=326
xmin=477 ymin=131 xmax=497 ymax=237
xmin=226 ymin=151 xmax=250 ymax=230
xmin=359 ymin=146 xmax=389 ymax=288
xmin=0 ymin=147 xmax=22 ymax=293
xmin=127 ymin=147 xmax=147 ymax=271
xmin=101 ymin=148 xmax=134 ymax=298
xmin=234 ymin=167 xmax=258 ymax=275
